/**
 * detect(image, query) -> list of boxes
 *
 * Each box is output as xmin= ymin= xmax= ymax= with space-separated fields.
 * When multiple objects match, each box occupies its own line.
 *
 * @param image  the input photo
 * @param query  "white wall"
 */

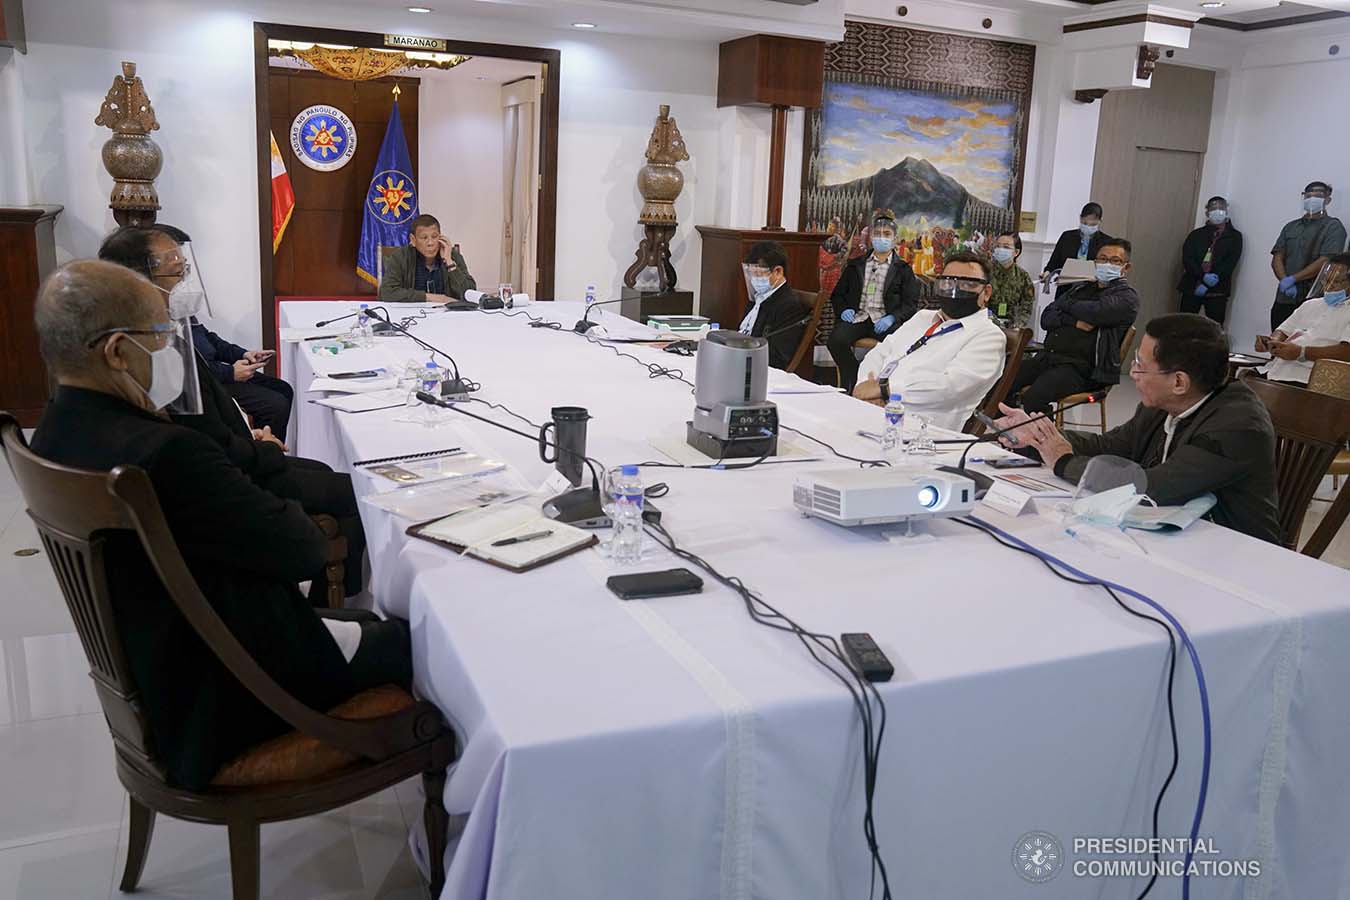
xmin=418 ymin=74 xmax=508 ymax=291
xmin=0 ymin=47 xmax=32 ymax=206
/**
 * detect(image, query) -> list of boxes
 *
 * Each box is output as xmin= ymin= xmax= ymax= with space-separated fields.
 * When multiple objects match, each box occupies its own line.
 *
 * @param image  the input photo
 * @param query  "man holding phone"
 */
xmin=1257 ymin=253 xmax=1350 ymax=385
xmin=379 ymin=213 xmax=478 ymax=303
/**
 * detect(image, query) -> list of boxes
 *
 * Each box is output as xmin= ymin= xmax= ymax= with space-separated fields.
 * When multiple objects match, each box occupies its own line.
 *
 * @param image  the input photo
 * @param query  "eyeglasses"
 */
xmin=1129 ymin=353 xmax=1174 ymax=376
xmin=84 ymin=322 xmax=175 ymax=349
xmin=933 ymin=276 xmax=989 ymax=293
xmin=1095 ymin=256 xmax=1129 ymax=267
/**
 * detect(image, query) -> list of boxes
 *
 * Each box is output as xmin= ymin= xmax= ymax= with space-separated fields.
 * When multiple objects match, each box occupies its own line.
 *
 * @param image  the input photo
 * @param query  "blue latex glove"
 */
xmin=873 ymin=314 xmax=896 ymax=335
xmin=838 ymin=308 xmax=857 ymax=324
xmin=1202 ymin=273 xmax=1219 ymax=288
xmin=1194 ymin=284 xmax=1208 ymax=297
xmin=1279 ymin=275 xmax=1298 ymax=298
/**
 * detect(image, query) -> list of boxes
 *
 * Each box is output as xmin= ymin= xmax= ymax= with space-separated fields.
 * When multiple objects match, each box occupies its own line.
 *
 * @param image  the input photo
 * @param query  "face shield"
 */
xmin=86 ymin=319 xmax=204 ymax=416
xmin=739 ymin=263 xmax=774 ymax=334
xmin=1306 ymin=259 xmax=1350 ymax=305
xmin=150 ymin=241 xmax=212 ymax=320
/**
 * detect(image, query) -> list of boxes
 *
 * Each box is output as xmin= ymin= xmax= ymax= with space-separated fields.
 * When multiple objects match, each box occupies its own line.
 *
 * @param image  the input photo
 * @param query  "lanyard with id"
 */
xmin=905 ymin=320 xmax=963 ymax=355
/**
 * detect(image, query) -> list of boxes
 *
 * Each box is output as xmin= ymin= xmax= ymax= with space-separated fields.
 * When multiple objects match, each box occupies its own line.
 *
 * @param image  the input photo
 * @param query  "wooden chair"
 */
xmin=310 ymin=514 xmax=349 ymax=609
xmin=963 ymin=326 xmax=1033 ymax=436
xmin=787 ymin=288 xmax=831 ymax=379
xmin=0 ymin=413 xmax=457 ymax=900
xmin=1243 ymin=379 xmax=1350 ymax=552
xmin=1299 ymin=359 xmax=1350 ymax=557
xmin=1055 ymin=325 xmax=1137 ymax=433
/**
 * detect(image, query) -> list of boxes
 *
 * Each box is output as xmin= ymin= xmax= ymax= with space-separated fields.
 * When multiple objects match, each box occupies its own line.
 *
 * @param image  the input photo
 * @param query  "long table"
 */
xmin=279 ymin=300 xmax=1350 ymax=900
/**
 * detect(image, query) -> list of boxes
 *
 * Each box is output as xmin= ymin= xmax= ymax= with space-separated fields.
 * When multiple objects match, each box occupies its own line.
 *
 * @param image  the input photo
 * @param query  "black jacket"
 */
xmin=31 ymin=387 xmax=356 ymax=789
xmin=1040 ymin=279 xmax=1139 ymax=384
xmin=190 ymin=321 xmax=247 ymax=385
xmin=1045 ymin=228 xmax=1116 ymax=276
xmin=829 ymin=251 xmax=920 ymax=324
xmin=1177 ymin=223 xmax=1244 ymax=297
xmin=748 ymin=283 xmax=811 ymax=370
xmin=1053 ymin=381 xmax=1280 ymax=544
xmin=172 ymin=353 xmax=289 ymax=485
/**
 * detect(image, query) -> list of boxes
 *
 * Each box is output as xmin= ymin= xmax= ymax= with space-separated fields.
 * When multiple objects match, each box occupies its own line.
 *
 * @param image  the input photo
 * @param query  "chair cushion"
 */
xmin=1332 ymin=449 xmax=1350 ymax=476
xmin=210 ymin=685 xmax=415 ymax=787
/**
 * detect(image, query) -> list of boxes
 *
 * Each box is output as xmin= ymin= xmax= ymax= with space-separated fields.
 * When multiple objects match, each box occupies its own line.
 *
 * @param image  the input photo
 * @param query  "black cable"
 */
xmin=779 ymin=424 xmax=890 ymax=468
xmin=644 ymin=521 xmax=893 ymax=899
xmin=479 ymin=306 xmax=563 ymax=329
xmin=468 ymin=396 xmax=542 ymax=430
xmin=581 ymin=330 xmax=694 ymax=384
xmin=952 ymin=517 xmax=1178 ymax=900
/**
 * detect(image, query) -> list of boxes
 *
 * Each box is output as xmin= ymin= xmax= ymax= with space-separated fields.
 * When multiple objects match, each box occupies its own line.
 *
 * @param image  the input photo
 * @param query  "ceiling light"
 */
xmin=572 ymin=22 xmax=597 ymax=29
xmin=1199 ymin=2 xmax=1224 ymax=8
xmin=476 ymin=75 xmax=491 ymax=81
xmin=407 ymin=6 xmax=433 ymax=12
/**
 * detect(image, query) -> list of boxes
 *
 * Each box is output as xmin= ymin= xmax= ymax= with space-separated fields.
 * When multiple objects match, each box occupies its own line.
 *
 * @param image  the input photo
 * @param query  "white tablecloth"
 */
xmin=279 ymin=300 xmax=1350 ymax=900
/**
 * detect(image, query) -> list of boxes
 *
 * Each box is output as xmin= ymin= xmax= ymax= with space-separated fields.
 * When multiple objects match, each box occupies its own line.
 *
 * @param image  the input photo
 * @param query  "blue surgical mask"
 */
xmin=1080 ymin=223 xmax=1100 ymax=236
xmin=992 ymin=247 xmax=1015 ymax=264
xmin=1207 ymin=209 xmax=1228 ymax=225
xmin=871 ymin=236 xmax=894 ymax=255
xmin=1304 ymin=196 xmax=1326 ymax=214
xmin=1324 ymin=289 xmax=1349 ymax=306
xmin=749 ymin=275 xmax=772 ymax=298
xmin=1095 ymin=263 xmax=1122 ymax=283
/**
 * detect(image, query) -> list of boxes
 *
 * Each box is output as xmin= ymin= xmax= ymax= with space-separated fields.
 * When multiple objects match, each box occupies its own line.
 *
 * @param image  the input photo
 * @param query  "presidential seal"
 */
xmin=289 ymin=105 xmax=357 ymax=172
xmin=1012 ymin=831 xmax=1065 ymax=883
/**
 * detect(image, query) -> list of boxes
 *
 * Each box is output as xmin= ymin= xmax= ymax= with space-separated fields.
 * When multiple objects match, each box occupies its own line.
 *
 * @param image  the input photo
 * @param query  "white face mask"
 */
xmin=992 ymin=246 xmax=1016 ymax=264
xmin=157 ymin=282 xmax=205 ymax=319
xmin=1070 ymin=483 xmax=1146 ymax=527
xmin=1304 ymin=196 xmax=1326 ymax=214
xmin=1207 ymin=209 xmax=1228 ymax=225
xmin=124 ymin=335 xmax=186 ymax=410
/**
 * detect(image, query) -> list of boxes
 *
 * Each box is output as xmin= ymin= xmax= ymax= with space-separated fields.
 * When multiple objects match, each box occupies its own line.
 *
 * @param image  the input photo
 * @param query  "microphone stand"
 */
xmin=363 ymin=306 xmax=476 ymax=398
xmin=314 ymin=310 xmax=361 ymax=328
xmin=936 ymin=390 xmax=1107 ymax=497
xmin=573 ymin=297 xmax=634 ymax=334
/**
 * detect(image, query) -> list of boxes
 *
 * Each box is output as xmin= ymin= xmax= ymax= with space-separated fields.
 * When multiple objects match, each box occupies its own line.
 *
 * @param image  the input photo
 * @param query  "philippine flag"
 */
xmin=269 ymin=131 xmax=296 ymax=253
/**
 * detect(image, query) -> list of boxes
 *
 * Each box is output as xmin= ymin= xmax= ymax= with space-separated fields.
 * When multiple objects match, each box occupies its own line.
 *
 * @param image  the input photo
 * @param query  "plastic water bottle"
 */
xmin=419 ymin=360 xmax=442 ymax=424
xmin=882 ymin=393 xmax=905 ymax=463
xmin=610 ymin=464 xmax=645 ymax=564
xmin=585 ymin=283 xmax=597 ymax=313
xmin=356 ymin=303 xmax=374 ymax=348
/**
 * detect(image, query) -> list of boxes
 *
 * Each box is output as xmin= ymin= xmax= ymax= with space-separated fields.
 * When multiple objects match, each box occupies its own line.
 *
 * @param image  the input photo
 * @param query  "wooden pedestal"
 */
xmin=0 ymin=206 xmax=63 ymax=426
xmin=694 ymin=226 xmax=824 ymax=329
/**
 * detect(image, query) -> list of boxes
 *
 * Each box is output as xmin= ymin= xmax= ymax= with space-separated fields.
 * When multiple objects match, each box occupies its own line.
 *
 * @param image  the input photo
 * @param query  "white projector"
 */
xmin=792 ymin=467 xmax=977 ymax=527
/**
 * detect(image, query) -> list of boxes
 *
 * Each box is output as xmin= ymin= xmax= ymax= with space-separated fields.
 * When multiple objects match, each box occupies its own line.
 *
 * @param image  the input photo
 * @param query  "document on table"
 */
xmin=408 ymin=502 xmax=596 ymax=572
xmin=307 ymin=376 xmax=400 ymax=394
xmin=361 ymin=470 xmax=533 ymax=520
xmin=309 ymin=388 xmax=409 ymax=413
xmin=305 ymin=345 xmax=394 ymax=377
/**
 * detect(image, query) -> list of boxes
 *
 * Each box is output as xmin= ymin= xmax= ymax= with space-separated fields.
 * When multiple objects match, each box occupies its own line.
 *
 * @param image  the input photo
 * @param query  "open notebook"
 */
xmin=407 ymin=502 xmax=597 ymax=572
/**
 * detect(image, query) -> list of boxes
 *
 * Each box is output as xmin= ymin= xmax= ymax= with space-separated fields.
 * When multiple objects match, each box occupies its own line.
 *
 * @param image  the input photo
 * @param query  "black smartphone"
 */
xmin=330 ymin=370 xmax=382 ymax=379
xmin=989 ymin=457 xmax=1041 ymax=469
xmin=606 ymin=568 xmax=704 ymax=601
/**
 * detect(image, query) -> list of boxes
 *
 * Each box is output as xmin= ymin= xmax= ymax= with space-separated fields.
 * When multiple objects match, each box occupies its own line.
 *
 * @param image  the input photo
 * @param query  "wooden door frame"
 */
xmin=252 ymin=21 xmax=561 ymax=348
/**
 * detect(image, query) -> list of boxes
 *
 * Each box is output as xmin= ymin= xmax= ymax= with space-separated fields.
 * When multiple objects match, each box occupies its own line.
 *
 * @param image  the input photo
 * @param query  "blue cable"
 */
xmin=967 ymin=515 xmax=1211 ymax=899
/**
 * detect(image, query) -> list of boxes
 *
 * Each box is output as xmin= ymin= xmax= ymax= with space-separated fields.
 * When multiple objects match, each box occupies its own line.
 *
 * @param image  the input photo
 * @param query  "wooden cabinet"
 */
xmin=695 ymin=226 xmax=824 ymax=329
xmin=0 ymin=206 xmax=62 ymax=426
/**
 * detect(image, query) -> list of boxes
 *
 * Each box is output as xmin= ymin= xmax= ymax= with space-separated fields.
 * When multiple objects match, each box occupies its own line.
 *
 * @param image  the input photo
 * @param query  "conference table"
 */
xmin=278 ymin=300 xmax=1350 ymax=900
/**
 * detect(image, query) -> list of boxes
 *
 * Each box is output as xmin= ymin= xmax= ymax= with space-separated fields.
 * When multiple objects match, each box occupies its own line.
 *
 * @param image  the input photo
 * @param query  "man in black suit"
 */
xmin=826 ymin=211 xmax=920 ymax=391
xmin=739 ymin=240 xmax=811 ymax=370
xmin=1043 ymin=202 xmax=1116 ymax=298
xmin=30 ymin=260 xmax=411 ymax=790
xmin=98 ymin=227 xmax=367 ymax=600
xmin=1177 ymin=196 xmax=1244 ymax=325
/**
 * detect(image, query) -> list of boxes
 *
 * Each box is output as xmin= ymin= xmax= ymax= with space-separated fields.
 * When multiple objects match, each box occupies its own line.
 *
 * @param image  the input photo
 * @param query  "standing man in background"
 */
xmin=1178 ymin=197 xmax=1243 ymax=326
xmin=1271 ymin=181 xmax=1347 ymax=330
xmin=379 ymin=213 xmax=477 ymax=303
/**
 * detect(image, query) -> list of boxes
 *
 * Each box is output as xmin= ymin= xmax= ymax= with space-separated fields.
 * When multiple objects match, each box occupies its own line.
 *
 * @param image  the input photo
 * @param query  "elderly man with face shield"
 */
xmin=28 ymin=260 xmax=413 ymax=791
xmin=1258 ymin=253 xmax=1350 ymax=384
xmin=99 ymin=227 xmax=368 ymax=602
xmin=851 ymin=251 xmax=1007 ymax=431
xmin=827 ymin=210 xmax=921 ymax=391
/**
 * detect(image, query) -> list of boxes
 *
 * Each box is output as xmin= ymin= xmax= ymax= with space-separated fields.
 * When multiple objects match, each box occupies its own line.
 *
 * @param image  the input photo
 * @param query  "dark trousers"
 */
xmin=828 ymin=317 xmax=900 ymax=391
xmin=1180 ymin=292 xmax=1230 ymax=325
xmin=265 ymin=457 xmax=367 ymax=598
xmin=227 ymin=372 xmax=294 ymax=442
xmin=1271 ymin=301 xmax=1300 ymax=333
xmin=317 ymin=608 xmax=413 ymax=691
xmin=1008 ymin=352 xmax=1099 ymax=416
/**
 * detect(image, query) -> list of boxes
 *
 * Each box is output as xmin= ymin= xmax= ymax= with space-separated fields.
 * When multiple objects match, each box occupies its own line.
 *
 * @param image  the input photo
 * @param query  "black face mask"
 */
xmin=938 ymin=289 xmax=982 ymax=319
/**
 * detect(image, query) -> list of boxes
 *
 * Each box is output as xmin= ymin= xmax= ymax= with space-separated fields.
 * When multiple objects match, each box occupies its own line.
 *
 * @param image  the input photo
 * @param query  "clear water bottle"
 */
xmin=610 ymin=464 xmax=645 ymax=564
xmin=419 ymin=360 xmax=443 ymax=424
xmin=585 ymin=283 xmax=597 ymax=312
xmin=356 ymin=303 xmax=374 ymax=348
xmin=882 ymin=393 xmax=905 ymax=463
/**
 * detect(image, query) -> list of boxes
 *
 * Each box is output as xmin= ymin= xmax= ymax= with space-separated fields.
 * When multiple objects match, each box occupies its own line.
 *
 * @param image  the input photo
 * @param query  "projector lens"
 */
xmin=918 ymin=486 xmax=939 ymax=508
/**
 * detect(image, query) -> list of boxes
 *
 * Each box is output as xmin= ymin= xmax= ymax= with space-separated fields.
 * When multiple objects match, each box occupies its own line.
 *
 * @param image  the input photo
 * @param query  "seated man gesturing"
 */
xmin=30 ymin=260 xmax=413 ymax=790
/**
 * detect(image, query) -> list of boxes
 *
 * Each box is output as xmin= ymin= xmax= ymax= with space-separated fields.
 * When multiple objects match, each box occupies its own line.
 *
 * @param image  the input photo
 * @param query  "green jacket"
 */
xmin=988 ymin=259 xmax=1036 ymax=330
xmin=379 ymin=243 xmax=477 ymax=302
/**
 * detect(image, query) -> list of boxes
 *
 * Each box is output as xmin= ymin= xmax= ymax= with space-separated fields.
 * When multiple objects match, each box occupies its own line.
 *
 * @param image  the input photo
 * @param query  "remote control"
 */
xmin=841 ymin=633 xmax=894 ymax=683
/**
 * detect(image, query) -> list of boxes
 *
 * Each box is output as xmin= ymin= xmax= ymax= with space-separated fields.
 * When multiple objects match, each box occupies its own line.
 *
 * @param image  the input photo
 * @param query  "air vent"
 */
xmin=812 ymin=484 xmax=842 ymax=516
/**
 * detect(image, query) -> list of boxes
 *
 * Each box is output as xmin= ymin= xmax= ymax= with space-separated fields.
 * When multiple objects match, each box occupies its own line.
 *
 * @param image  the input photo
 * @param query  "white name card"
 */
xmin=979 ymin=480 xmax=1033 ymax=517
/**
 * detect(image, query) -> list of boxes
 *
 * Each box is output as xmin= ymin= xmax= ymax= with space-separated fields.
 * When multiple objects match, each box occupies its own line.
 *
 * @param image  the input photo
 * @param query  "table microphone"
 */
xmin=935 ymin=390 xmax=1107 ymax=497
xmin=573 ymin=297 xmax=632 ymax=334
xmin=363 ymin=307 xmax=476 ymax=398
xmin=760 ymin=313 xmax=814 ymax=341
xmin=314 ymin=310 xmax=361 ymax=327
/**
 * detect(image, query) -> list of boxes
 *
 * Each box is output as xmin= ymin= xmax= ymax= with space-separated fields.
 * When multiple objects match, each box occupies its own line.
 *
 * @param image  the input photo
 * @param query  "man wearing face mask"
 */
xmin=987 ymin=232 xmax=1035 ymax=329
xmin=1043 ymin=202 xmax=1115 ymax=298
xmin=28 ymin=260 xmax=414 ymax=790
xmin=827 ymin=210 xmax=920 ymax=391
xmin=99 ymin=228 xmax=369 ymax=602
xmin=992 ymin=314 xmax=1279 ymax=543
xmin=1258 ymin=254 xmax=1350 ymax=385
xmin=1271 ymin=181 xmax=1347 ymax=331
xmin=1007 ymin=239 xmax=1140 ymax=415
xmin=1177 ymin=197 xmax=1243 ymax=325
xmin=738 ymin=241 xmax=810 ymax=370
xmin=851 ymin=252 xmax=1007 ymax=431
xmin=150 ymin=224 xmax=295 ymax=442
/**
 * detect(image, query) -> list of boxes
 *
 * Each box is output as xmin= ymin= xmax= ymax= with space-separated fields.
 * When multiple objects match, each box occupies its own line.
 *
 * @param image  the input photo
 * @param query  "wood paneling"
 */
xmin=695 ymin=226 xmax=823 ymax=330
xmin=717 ymin=35 xmax=825 ymax=109
xmin=268 ymin=68 xmax=420 ymax=297
xmin=0 ymin=207 xmax=61 ymax=426
xmin=0 ymin=0 xmax=26 ymax=52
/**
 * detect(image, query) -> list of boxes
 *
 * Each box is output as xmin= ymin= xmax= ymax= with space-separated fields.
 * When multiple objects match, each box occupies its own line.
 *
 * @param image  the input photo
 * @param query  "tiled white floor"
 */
xmin=1 ymin=391 xmax=1345 ymax=898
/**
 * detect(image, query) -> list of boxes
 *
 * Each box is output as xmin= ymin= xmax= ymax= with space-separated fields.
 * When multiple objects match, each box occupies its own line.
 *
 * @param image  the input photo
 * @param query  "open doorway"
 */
xmin=251 ymin=22 xmax=560 ymax=346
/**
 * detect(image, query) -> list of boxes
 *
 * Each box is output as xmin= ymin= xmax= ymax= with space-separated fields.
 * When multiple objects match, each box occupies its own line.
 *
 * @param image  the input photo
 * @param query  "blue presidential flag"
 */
xmin=357 ymin=100 xmax=418 ymax=286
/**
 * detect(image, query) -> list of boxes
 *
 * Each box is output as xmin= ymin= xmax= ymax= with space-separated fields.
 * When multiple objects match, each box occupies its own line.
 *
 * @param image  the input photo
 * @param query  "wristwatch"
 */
xmin=1298 ymin=345 xmax=1308 ymax=363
